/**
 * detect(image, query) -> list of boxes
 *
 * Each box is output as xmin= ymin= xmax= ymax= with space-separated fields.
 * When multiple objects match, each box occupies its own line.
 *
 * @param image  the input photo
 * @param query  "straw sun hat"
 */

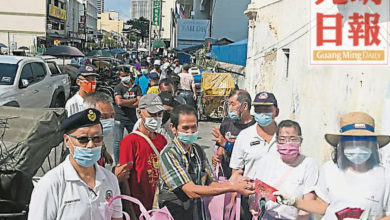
xmin=325 ymin=112 xmax=390 ymax=148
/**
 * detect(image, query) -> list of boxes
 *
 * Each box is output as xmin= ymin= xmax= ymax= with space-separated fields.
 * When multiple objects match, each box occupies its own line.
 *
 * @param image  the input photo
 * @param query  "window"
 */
xmin=47 ymin=62 xmax=60 ymax=75
xmin=31 ymin=62 xmax=46 ymax=82
xmin=20 ymin=64 xmax=34 ymax=83
xmin=0 ymin=64 xmax=17 ymax=85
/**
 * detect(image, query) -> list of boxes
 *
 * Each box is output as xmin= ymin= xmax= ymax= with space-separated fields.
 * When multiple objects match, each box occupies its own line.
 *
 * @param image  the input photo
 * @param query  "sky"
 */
xmin=104 ymin=0 xmax=131 ymax=21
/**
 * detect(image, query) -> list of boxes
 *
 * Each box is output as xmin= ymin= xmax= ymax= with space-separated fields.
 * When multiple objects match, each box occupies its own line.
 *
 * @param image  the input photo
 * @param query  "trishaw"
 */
xmin=197 ymin=72 xmax=236 ymax=120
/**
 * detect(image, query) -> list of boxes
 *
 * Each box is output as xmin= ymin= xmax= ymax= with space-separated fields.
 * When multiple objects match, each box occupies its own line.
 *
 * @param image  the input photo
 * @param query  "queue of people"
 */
xmin=27 ymin=55 xmax=390 ymax=220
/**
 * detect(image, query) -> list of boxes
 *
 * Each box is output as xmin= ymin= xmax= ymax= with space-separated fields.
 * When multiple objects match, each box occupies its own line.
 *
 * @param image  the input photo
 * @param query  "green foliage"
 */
xmin=124 ymin=17 xmax=149 ymax=41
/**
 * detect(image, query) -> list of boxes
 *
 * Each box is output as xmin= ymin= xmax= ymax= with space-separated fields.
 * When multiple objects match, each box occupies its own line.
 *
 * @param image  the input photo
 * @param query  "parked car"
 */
xmin=0 ymin=56 xmax=71 ymax=108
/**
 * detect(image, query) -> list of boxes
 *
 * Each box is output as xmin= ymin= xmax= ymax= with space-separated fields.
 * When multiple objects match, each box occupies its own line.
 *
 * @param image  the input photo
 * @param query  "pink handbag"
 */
xmin=105 ymin=195 xmax=174 ymax=220
xmin=202 ymin=163 xmax=241 ymax=220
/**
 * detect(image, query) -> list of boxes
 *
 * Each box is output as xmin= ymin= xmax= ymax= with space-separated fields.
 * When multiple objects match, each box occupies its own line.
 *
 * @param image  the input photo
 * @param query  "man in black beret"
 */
xmin=28 ymin=108 xmax=123 ymax=220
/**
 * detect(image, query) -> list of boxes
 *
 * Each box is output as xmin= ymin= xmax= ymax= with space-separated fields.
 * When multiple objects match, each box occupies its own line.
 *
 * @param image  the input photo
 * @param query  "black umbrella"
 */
xmin=0 ymin=43 xmax=6 ymax=48
xmin=44 ymin=45 xmax=85 ymax=65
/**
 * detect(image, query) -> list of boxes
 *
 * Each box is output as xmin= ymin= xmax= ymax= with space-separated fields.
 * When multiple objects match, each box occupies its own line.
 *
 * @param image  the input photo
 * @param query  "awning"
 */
xmin=211 ymin=39 xmax=247 ymax=66
xmin=153 ymin=40 xmax=166 ymax=48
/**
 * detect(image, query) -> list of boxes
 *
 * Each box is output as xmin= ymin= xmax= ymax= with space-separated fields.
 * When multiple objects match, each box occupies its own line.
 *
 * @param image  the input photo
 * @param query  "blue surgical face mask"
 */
xmin=254 ymin=112 xmax=273 ymax=127
xmin=228 ymin=110 xmax=241 ymax=121
xmin=344 ymin=145 xmax=372 ymax=165
xmin=101 ymin=118 xmax=114 ymax=136
xmin=69 ymin=138 xmax=102 ymax=167
xmin=177 ymin=131 xmax=199 ymax=145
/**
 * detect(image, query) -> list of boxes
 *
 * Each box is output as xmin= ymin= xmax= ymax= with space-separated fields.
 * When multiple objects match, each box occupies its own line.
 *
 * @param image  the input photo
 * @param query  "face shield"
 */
xmin=336 ymin=136 xmax=380 ymax=172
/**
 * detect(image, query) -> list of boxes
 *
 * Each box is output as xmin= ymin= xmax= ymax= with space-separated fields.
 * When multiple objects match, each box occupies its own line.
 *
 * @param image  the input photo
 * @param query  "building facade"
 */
xmin=97 ymin=0 xmax=104 ymax=14
xmin=46 ymin=0 xmax=68 ymax=47
xmin=97 ymin=10 xmax=124 ymax=34
xmin=0 ymin=0 xmax=46 ymax=53
xmin=66 ymin=0 xmax=85 ymax=47
xmin=130 ymin=0 xmax=151 ymax=20
xmin=243 ymin=0 xmax=390 ymax=164
xmin=82 ymin=0 xmax=98 ymax=41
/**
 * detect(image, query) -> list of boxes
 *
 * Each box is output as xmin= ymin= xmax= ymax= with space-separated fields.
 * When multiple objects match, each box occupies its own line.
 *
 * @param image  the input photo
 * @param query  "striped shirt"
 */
xmin=158 ymin=137 xmax=215 ymax=220
xmin=159 ymin=137 xmax=215 ymax=192
xmin=65 ymin=92 xmax=84 ymax=117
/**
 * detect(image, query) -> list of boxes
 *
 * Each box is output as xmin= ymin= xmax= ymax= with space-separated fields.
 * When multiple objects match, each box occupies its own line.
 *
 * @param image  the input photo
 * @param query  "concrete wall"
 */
xmin=243 ymin=0 xmax=390 ymax=164
xmin=0 ymin=0 xmax=46 ymax=50
xmin=161 ymin=0 xmax=175 ymax=42
xmin=211 ymin=0 xmax=250 ymax=42
xmin=98 ymin=11 xmax=124 ymax=33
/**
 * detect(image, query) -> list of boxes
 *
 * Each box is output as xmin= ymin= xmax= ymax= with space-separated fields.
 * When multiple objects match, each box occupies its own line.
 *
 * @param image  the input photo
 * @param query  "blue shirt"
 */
xmin=135 ymin=74 xmax=150 ymax=95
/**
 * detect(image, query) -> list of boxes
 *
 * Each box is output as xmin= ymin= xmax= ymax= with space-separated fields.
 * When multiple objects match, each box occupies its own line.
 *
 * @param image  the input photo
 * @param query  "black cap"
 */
xmin=158 ymin=91 xmax=174 ymax=107
xmin=252 ymin=92 xmax=278 ymax=107
xmin=61 ymin=108 xmax=101 ymax=133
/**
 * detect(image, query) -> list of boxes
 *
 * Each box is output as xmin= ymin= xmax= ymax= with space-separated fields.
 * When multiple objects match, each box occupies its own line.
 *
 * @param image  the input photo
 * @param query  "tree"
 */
xmin=124 ymin=17 xmax=149 ymax=42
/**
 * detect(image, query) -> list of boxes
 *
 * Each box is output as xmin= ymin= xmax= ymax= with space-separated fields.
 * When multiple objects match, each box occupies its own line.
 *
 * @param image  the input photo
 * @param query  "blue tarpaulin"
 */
xmin=211 ymin=39 xmax=247 ymax=66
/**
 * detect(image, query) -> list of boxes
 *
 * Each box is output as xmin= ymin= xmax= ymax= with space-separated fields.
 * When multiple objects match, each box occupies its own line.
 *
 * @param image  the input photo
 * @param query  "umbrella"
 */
xmin=19 ymin=46 xmax=29 ymax=50
xmin=87 ymin=50 xmax=112 ymax=57
xmin=111 ymin=48 xmax=126 ymax=54
xmin=44 ymin=45 xmax=85 ymax=65
xmin=153 ymin=40 xmax=166 ymax=48
xmin=0 ymin=43 xmax=7 ymax=48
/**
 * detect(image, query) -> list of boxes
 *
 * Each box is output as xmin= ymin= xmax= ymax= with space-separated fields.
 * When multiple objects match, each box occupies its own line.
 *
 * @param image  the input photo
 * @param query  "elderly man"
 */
xmin=211 ymin=89 xmax=255 ymax=178
xmin=65 ymin=65 xmax=98 ymax=116
xmin=158 ymin=104 xmax=254 ymax=220
xmin=28 ymin=108 xmax=122 ymax=220
xmin=119 ymin=94 xmax=167 ymax=218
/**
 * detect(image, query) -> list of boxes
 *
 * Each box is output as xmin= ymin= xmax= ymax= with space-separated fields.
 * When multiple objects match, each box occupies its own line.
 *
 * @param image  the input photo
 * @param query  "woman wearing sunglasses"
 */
xmin=250 ymin=120 xmax=318 ymax=220
xmin=28 ymin=108 xmax=123 ymax=220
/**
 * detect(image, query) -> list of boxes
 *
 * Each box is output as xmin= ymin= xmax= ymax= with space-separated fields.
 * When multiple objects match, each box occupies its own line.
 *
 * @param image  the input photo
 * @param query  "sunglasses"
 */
xmin=68 ymin=134 xmax=103 ymax=144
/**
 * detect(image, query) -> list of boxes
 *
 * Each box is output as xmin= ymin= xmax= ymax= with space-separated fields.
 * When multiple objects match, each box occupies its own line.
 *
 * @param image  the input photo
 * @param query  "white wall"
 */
xmin=0 ymin=0 xmax=46 ymax=50
xmin=244 ymin=0 xmax=390 ymax=164
xmin=161 ymin=0 xmax=175 ymax=41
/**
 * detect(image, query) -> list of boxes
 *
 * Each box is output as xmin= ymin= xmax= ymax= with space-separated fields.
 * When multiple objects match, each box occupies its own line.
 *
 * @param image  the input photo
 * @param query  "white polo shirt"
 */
xmin=253 ymin=153 xmax=318 ymax=219
xmin=315 ymin=161 xmax=390 ymax=220
xmin=229 ymin=123 xmax=277 ymax=179
xmin=65 ymin=92 xmax=84 ymax=117
xmin=28 ymin=156 xmax=122 ymax=220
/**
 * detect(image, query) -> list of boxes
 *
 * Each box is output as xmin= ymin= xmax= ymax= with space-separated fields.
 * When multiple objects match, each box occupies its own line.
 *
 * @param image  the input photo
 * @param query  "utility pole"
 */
xmin=149 ymin=0 xmax=152 ymax=55
xmin=7 ymin=32 xmax=10 ymax=55
xmin=83 ymin=2 xmax=87 ymax=51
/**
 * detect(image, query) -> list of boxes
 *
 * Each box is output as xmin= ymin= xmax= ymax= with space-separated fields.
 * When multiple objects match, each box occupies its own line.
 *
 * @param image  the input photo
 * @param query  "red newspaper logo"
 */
xmin=316 ymin=0 xmax=381 ymax=5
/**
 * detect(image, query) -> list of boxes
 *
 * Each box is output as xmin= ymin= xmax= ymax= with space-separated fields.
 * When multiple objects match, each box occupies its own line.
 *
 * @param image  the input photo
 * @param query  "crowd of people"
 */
xmin=26 ymin=55 xmax=390 ymax=220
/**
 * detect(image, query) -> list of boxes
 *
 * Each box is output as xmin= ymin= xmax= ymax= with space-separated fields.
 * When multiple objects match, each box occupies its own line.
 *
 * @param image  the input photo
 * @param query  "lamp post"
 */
xmin=83 ymin=2 xmax=87 ymax=50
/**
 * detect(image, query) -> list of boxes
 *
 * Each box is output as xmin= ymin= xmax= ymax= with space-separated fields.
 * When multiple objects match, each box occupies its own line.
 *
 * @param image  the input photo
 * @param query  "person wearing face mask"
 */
xmin=134 ymin=60 xmax=151 ymax=95
xmin=211 ymin=89 xmax=256 ymax=178
xmin=28 ymin=108 xmax=122 ymax=220
xmin=65 ymin=65 xmax=98 ymax=116
xmin=229 ymin=92 xmax=279 ymax=219
xmin=274 ymin=112 xmax=390 ymax=220
xmin=83 ymin=92 xmax=115 ymax=167
xmin=132 ymin=91 xmax=176 ymax=142
xmin=157 ymin=104 xmax=255 ymax=220
xmin=230 ymin=92 xmax=279 ymax=179
xmin=113 ymin=70 xmax=142 ymax=164
xmin=146 ymin=72 xmax=160 ymax=94
xmin=250 ymin=120 xmax=318 ymax=220
xmin=119 ymin=94 xmax=167 ymax=218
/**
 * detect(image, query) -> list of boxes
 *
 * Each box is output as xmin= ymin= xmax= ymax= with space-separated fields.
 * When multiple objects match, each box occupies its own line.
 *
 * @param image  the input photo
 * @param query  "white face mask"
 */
xmin=344 ymin=145 xmax=372 ymax=165
xmin=144 ymin=117 xmax=162 ymax=132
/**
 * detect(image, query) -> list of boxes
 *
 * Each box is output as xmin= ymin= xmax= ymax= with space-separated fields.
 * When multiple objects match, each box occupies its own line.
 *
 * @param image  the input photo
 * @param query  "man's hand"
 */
xmin=193 ymin=94 xmax=197 ymax=101
xmin=228 ymin=170 xmax=254 ymax=196
xmin=211 ymin=127 xmax=226 ymax=147
xmin=115 ymin=162 xmax=132 ymax=183
xmin=273 ymin=191 xmax=296 ymax=206
xmin=211 ymin=155 xmax=221 ymax=167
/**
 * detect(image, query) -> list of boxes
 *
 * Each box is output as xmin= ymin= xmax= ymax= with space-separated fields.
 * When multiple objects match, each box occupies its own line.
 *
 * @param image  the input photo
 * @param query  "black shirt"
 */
xmin=218 ymin=117 xmax=256 ymax=178
xmin=113 ymin=83 xmax=142 ymax=122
